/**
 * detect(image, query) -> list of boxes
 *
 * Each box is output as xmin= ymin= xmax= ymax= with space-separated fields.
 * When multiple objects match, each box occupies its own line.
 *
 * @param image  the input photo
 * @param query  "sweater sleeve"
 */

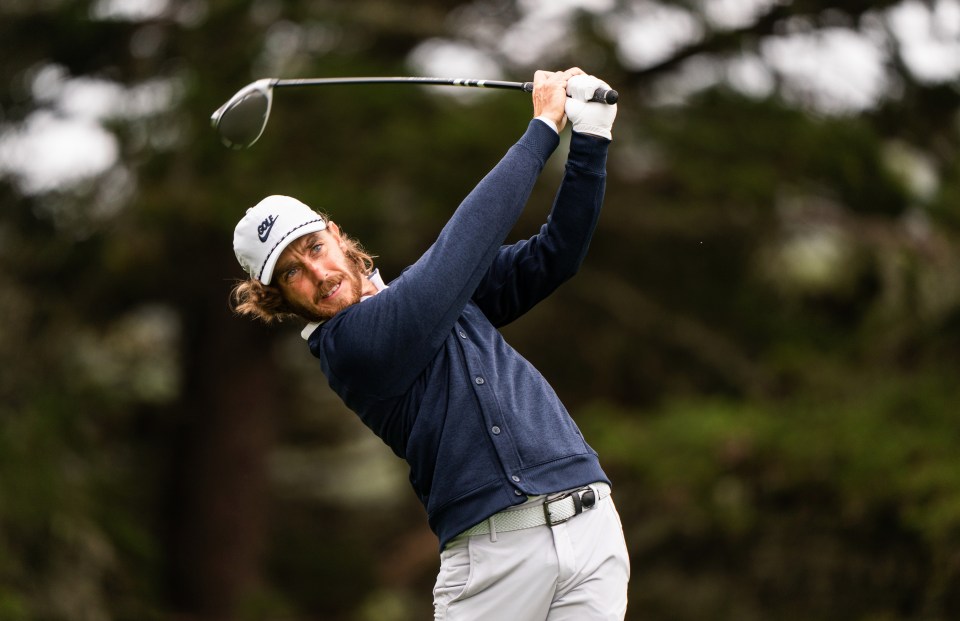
xmin=310 ymin=120 xmax=560 ymax=397
xmin=472 ymin=130 xmax=610 ymax=327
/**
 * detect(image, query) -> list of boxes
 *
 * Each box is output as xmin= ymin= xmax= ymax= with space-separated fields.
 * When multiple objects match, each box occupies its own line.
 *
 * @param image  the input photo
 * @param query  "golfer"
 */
xmin=231 ymin=67 xmax=629 ymax=620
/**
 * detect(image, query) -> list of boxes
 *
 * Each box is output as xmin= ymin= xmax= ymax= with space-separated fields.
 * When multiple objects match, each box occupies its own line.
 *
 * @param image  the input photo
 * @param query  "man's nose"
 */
xmin=305 ymin=261 xmax=330 ymax=282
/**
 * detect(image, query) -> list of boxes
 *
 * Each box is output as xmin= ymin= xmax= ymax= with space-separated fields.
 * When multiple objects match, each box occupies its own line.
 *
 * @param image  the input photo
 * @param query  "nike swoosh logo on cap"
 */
xmin=258 ymin=215 xmax=277 ymax=242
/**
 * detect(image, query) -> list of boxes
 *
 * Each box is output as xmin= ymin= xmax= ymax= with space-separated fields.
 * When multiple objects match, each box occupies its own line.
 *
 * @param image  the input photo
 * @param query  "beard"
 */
xmin=289 ymin=263 xmax=365 ymax=323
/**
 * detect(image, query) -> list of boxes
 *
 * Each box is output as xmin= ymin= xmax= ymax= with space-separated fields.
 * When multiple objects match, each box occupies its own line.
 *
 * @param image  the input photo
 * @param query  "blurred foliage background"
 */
xmin=1 ymin=0 xmax=959 ymax=619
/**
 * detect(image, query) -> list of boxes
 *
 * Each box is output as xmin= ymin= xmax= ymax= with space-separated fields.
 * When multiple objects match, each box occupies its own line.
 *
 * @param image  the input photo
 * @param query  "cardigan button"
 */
xmin=475 ymin=377 xmax=485 ymax=385
xmin=511 ymin=475 xmax=520 ymax=482
xmin=458 ymin=330 xmax=467 ymax=338
xmin=491 ymin=426 xmax=501 ymax=435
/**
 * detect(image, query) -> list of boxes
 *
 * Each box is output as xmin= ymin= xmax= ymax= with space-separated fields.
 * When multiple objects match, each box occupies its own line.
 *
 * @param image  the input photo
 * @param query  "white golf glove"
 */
xmin=565 ymin=75 xmax=617 ymax=140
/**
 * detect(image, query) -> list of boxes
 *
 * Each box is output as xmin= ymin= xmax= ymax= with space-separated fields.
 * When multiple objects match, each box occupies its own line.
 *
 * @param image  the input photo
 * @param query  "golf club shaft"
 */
xmin=271 ymin=77 xmax=619 ymax=105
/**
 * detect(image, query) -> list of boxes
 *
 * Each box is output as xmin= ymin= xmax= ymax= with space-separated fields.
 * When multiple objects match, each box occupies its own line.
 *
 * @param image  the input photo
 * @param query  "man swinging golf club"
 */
xmin=230 ymin=67 xmax=629 ymax=620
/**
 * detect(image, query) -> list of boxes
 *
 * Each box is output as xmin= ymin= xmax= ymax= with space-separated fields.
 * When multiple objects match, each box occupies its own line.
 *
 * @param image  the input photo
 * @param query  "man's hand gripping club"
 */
xmin=532 ymin=68 xmax=618 ymax=140
xmin=566 ymin=74 xmax=617 ymax=140
xmin=532 ymin=67 xmax=585 ymax=133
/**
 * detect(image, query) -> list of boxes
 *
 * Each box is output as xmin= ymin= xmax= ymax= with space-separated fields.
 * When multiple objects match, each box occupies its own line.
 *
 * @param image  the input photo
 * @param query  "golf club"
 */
xmin=211 ymin=76 xmax=619 ymax=149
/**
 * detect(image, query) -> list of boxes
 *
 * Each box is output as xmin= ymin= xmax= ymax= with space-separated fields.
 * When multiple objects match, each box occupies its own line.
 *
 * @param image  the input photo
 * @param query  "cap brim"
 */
xmin=259 ymin=219 xmax=328 ymax=285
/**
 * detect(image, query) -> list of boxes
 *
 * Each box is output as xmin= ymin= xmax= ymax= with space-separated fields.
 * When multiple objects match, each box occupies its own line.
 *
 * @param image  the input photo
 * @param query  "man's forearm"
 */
xmin=471 ymin=130 xmax=609 ymax=325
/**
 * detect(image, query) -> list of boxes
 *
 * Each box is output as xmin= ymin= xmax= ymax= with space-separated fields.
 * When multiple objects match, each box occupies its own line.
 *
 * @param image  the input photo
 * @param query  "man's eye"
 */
xmin=311 ymin=243 xmax=324 ymax=253
xmin=283 ymin=267 xmax=299 ymax=280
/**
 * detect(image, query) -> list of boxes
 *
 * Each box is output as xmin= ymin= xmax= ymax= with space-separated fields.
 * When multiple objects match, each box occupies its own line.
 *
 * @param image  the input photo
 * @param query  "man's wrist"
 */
xmin=572 ymin=125 xmax=612 ymax=141
xmin=534 ymin=115 xmax=559 ymax=135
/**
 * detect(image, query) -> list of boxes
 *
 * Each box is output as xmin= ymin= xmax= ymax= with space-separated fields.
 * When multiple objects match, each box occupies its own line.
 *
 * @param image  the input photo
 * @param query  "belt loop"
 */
xmin=488 ymin=516 xmax=498 ymax=542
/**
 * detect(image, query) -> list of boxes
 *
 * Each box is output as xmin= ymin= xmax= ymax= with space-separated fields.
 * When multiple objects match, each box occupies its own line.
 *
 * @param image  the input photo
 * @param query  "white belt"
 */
xmin=455 ymin=483 xmax=611 ymax=540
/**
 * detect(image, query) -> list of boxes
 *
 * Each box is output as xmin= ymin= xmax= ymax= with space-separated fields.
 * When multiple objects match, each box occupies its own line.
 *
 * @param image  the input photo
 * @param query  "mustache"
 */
xmin=313 ymin=276 xmax=343 ymax=303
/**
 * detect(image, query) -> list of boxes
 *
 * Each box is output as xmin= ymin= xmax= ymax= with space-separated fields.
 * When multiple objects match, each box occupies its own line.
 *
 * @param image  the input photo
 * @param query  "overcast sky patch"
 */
xmin=887 ymin=0 xmax=960 ymax=83
xmin=0 ymin=64 xmax=180 ymax=195
xmin=0 ymin=112 xmax=119 ymax=195
xmin=762 ymin=27 xmax=889 ymax=113
xmin=409 ymin=39 xmax=503 ymax=80
xmin=700 ymin=0 xmax=782 ymax=31
xmin=605 ymin=2 xmax=704 ymax=70
xmin=91 ymin=0 xmax=170 ymax=20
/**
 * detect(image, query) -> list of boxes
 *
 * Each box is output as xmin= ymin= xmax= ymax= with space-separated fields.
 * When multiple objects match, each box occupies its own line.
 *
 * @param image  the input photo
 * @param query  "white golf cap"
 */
xmin=233 ymin=195 xmax=328 ymax=285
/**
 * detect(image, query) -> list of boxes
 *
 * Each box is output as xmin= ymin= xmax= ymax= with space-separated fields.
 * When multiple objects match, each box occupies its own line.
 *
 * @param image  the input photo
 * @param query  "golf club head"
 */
xmin=210 ymin=78 xmax=276 ymax=149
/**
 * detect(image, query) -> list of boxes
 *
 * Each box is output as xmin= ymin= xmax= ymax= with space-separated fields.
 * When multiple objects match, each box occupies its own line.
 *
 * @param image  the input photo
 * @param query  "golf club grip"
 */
xmin=520 ymin=82 xmax=618 ymax=105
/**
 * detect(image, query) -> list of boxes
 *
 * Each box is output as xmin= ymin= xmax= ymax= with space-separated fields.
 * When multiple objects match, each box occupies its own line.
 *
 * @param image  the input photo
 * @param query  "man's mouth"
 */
xmin=319 ymin=280 xmax=341 ymax=301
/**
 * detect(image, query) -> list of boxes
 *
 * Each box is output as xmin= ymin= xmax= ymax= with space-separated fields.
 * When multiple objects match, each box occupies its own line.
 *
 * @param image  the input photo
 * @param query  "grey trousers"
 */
xmin=433 ymin=493 xmax=630 ymax=620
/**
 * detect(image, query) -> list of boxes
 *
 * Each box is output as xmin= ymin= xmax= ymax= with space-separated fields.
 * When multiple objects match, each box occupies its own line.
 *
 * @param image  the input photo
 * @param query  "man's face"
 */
xmin=274 ymin=224 xmax=364 ymax=322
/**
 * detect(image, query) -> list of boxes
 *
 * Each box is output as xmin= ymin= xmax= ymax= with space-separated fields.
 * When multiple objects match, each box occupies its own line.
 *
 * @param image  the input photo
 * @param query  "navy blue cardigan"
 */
xmin=307 ymin=119 xmax=611 ymax=549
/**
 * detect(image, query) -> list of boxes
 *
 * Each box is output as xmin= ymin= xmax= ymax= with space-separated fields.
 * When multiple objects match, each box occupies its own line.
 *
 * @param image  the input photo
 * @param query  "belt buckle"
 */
xmin=543 ymin=486 xmax=597 ymax=527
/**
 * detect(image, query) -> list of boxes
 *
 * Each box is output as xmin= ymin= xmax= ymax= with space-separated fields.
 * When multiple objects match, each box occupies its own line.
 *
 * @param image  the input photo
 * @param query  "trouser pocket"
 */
xmin=433 ymin=539 xmax=473 ymax=619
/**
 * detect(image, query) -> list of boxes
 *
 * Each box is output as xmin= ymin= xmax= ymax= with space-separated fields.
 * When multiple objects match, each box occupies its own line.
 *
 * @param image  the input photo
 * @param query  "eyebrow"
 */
xmin=295 ymin=232 xmax=322 ymax=249
xmin=276 ymin=233 xmax=322 ymax=276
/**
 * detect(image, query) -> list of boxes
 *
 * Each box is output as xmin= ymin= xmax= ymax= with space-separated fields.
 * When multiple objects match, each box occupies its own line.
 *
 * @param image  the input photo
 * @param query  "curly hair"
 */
xmin=230 ymin=230 xmax=376 ymax=324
